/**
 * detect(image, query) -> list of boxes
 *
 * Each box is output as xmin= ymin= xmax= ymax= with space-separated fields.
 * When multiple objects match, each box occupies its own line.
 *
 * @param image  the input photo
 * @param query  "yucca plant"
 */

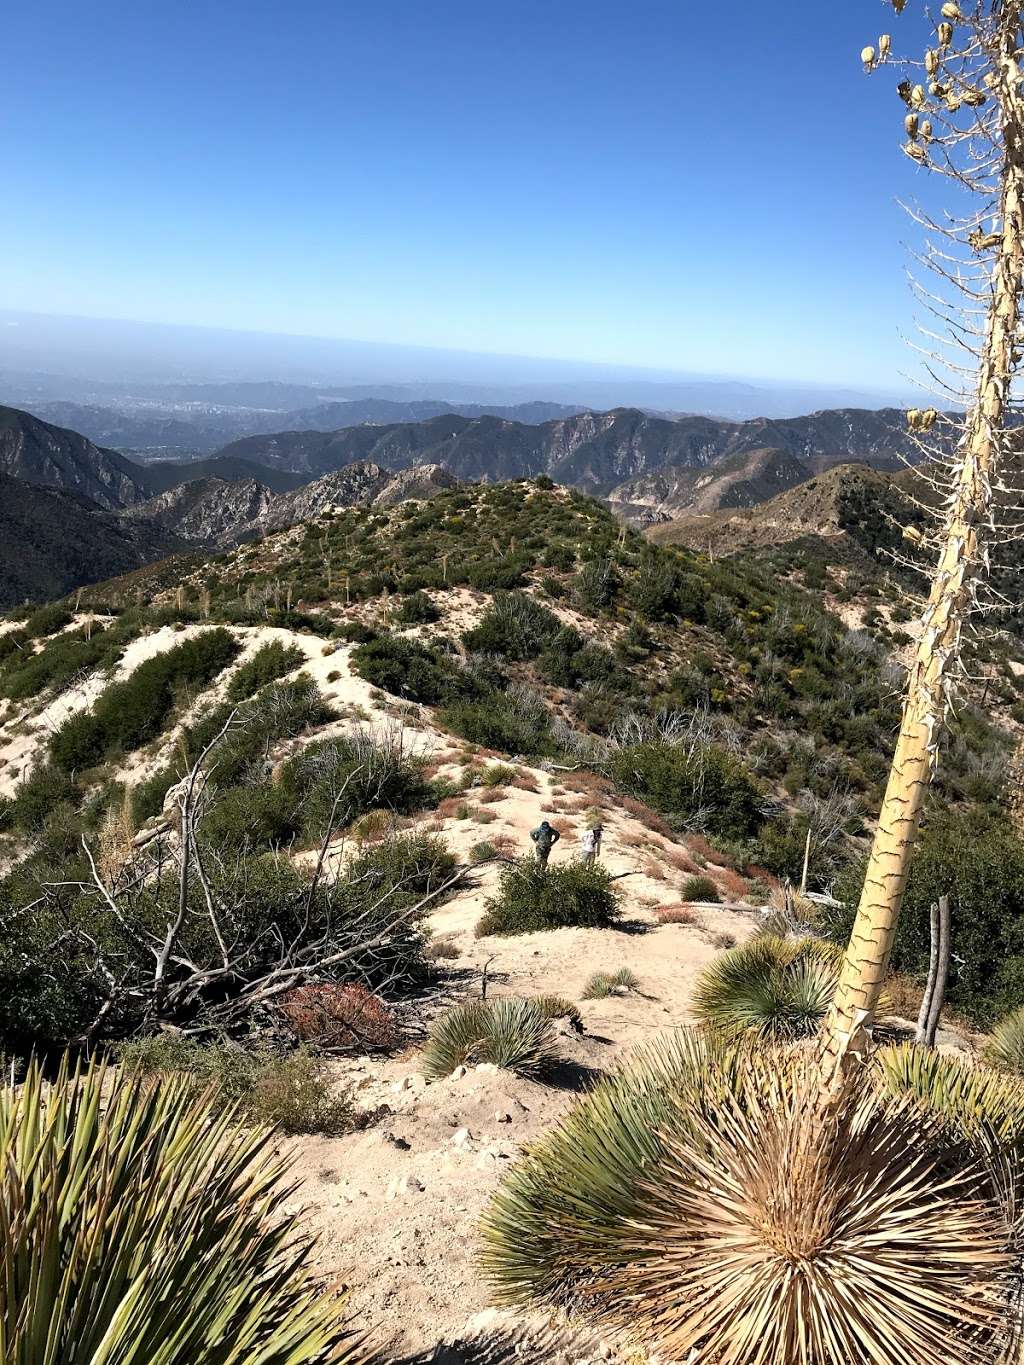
xmin=0 ymin=1057 xmax=369 ymax=1364
xmin=421 ymin=997 xmax=558 ymax=1079
xmin=582 ymin=967 xmax=639 ymax=1000
xmin=481 ymin=1032 xmax=1010 ymax=1365
xmin=533 ymin=995 xmax=583 ymax=1031
xmin=692 ymin=935 xmax=843 ymax=1040
xmin=985 ymin=1007 xmax=1024 ymax=1077
xmin=876 ymin=1041 xmax=1024 ymax=1149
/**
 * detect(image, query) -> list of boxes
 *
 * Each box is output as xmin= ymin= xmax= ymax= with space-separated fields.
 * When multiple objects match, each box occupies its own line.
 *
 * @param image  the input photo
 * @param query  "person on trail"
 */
xmin=580 ymin=823 xmax=603 ymax=867
xmin=530 ymin=819 xmax=560 ymax=868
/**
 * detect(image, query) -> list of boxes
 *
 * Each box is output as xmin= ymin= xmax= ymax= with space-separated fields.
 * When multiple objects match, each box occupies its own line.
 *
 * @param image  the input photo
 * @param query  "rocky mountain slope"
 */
xmin=0 ymin=473 xmax=186 ymax=607
xmin=124 ymin=461 xmax=459 ymax=549
xmin=212 ymin=405 xmax=917 ymax=500
xmin=0 ymin=405 xmax=151 ymax=509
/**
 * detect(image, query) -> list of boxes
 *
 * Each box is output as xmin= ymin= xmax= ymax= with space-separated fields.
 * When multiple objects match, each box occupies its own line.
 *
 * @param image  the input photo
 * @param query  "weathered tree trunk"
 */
xmin=916 ymin=901 xmax=941 ymax=1044
xmin=822 ymin=31 xmax=1024 ymax=1079
xmin=924 ymin=893 xmax=951 ymax=1048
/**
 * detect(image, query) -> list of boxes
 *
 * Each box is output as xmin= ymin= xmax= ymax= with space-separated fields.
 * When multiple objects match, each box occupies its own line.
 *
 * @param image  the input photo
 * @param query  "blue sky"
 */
xmin=3 ymin=0 xmax=940 ymax=390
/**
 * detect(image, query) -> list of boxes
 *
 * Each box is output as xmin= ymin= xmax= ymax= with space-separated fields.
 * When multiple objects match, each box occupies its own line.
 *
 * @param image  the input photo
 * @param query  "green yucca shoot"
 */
xmin=0 ymin=1056 xmax=370 ymax=1365
xmin=422 ymin=997 xmax=558 ymax=1079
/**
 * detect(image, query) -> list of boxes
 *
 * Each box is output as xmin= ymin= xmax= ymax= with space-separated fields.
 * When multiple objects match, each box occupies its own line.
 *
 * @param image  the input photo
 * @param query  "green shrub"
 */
xmin=681 ymin=874 xmax=720 ymax=902
xmin=116 ymin=1036 xmax=359 ymax=1135
xmin=476 ymin=860 xmax=621 ymax=936
xmin=692 ymin=935 xmax=842 ymax=1040
xmin=0 ymin=1057 xmax=369 ymax=1363
xmin=8 ymin=761 xmax=80 ymax=832
xmin=582 ymin=967 xmax=639 ymax=999
xmin=441 ymin=689 xmax=553 ymax=756
xmin=23 ymin=601 xmax=73 ymax=638
xmin=609 ymin=741 xmax=763 ymax=840
xmin=421 ymin=998 xmax=558 ymax=1079
xmin=226 ymin=640 xmax=305 ymax=701
xmin=826 ymin=810 xmax=1024 ymax=1026
xmin=463 ymin=592 xmax=560 ymax=660
xmin=395 ymin=591 xmax=441 ymax=624
xmin=351 ymin=633 xmax=475 ymax=705
xmin=50 ymin=629 xmax=240 ymax=769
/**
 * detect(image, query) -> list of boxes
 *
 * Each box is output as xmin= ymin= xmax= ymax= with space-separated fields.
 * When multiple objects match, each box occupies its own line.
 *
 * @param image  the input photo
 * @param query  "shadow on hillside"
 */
xmin=389 ymin=1324 xmax=607 ymax=1363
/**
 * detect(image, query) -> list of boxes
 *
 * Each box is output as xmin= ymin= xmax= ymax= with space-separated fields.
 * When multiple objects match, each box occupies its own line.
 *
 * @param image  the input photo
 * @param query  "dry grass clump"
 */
xmin=618 ymin=795 xmax=674 ymax=838
xmin=280 ymin=982 xmax=399 ymax=1052
xmin=654 ymin=904 xmax=699 ymax=925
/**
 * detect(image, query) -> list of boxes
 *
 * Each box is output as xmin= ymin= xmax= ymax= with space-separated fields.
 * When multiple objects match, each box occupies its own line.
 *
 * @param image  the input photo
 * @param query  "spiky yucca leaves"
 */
xmin=0 ymin=1057 xmax=368 ymax=1365
xmin=692 ymin=935 xmax=843 ymax=1039
xmin=481 ymin=1029 xmax=748 ymax=1303
xmin=482 ymin=1034 xmax=1011 ymax=1365
xmin=609 ymin=1052 xmax=1007 ymax=1365
xmin=422 ymin=997 xmax=558 ymax=1079
xmin=533 ymin=995 xmax=583 ymax=1030
xmin=985 ymin=1008 xmax=1024 ymax=1077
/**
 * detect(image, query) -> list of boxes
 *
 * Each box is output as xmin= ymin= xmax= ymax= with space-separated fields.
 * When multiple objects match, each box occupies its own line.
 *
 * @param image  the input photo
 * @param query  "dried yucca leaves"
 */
xmin=0 ymin=1057 xmax=369 ymax=1364
xmin=482 ymin=1032 xmax=1013 ymax=1365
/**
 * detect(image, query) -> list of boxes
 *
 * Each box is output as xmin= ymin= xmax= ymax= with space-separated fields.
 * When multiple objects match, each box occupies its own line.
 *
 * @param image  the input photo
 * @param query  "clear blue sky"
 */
xmin=2 ymin=0 xmax=940 ymax=390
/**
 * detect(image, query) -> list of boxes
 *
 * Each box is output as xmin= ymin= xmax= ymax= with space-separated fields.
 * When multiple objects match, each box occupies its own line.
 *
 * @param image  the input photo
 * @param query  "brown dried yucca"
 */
xmin=600 ymin=1051 xmax=1009 ymax=1365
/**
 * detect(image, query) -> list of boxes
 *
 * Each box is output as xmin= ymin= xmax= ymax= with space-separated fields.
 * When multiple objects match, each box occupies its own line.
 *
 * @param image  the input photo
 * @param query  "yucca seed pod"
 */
xmin=906 ymin=408 xmax=922 ymax=428
xmin=905 ymin=113 xmax=920 ymax=138
xmin=892 ymin=0 xmax=906 ymax=10
xmin=861 ymin=45 xmax=877 ymax=69
xmin=920 ymin=408 xmax=939 ymax=431
xmin=946 ymin=93 xmax=962 ymax=111
xmin=897 ymin=78 xmax=913 ymax=103
xmin=925 ymin=49 xmax=939 ymax=75
xmin=940 ymin=1 xmax=961 ymax=18
xmin=962 ymin=88 xmax=986 ymax=106
xmin=921 ymin=119 xmax=934 ymax=139
xmin=904 ymin=142 xmax=928 ymax=163
xmin=929 ymin=81 xmax=947 ymax=96
xmin=911 ymin=83 xmax=926 ymax=106
xmin=903 ymin=524 xmax=925 ymax=545
xmin=938 ymin=21 xmax=954 ymax=47
xmin=879 ymin=33 xmax=892 ymax=58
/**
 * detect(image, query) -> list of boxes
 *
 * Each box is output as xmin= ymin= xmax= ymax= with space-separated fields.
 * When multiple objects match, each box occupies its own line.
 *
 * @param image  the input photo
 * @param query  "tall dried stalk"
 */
xmin=824 ymin=0 xmax=1024 ymax=1078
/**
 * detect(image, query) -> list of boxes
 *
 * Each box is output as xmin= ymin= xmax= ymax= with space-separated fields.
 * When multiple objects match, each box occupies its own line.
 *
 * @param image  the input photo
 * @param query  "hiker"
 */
xmin=580 ymin=823 xmax=603 ymax=866
xmin=530 ymin=819 xmax=560 ymax=868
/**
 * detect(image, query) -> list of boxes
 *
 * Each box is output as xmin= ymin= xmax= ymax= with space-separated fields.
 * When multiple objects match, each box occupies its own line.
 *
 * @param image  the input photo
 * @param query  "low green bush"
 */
xmin=609 ymin=741 xmax=763 ymax=841
xmin=395 ymin=591 xmax=441 ymax=625
xmin=476 ymin=860 xmax=621 ymax=936
xmin=463 ymin=592 xmax=560 ymax=660
xmin=582 ymin=967 xmax=639 ymax=999
xmin=692 ymin=935 xmax=843 ymax=1040
xmin=23 ymin=601 xmax=73 ymax=638
xmin=50 ymin=629 xmax=240 ymax=770
xmin=681 ymin=874 xmax=720 ymax=903
xmin=226 ymin=640 xmax=305 ymax=701
xmin=351 ymin=634 xmax=478 ymax=705
xmin=826 ymin=810 xmax=1024 ymax=1027
xmin=116 ymin=1036 xmax=359 ymax=1136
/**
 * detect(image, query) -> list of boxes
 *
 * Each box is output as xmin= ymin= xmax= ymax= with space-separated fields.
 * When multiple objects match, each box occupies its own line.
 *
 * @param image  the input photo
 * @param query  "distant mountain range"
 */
xmin=15 ymin=397 xmax=586 ymax=460
xmin=0 ymin=399 xmax=921 ymax=605
xmin=211 ymin=405 xmax=917 ymax=509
